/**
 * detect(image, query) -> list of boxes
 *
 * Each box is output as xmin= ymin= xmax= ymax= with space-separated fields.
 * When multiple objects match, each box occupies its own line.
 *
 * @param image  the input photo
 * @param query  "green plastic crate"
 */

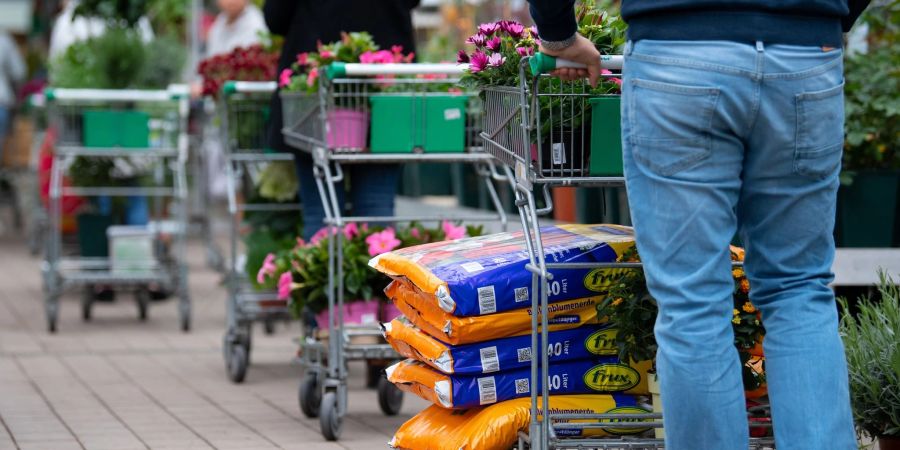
xmin=83 ymin=110 xmax=150 ymax=148
xmin=369 ymin=95 xmax=467 ymax=153
xmin=589 ymin=97 xmax=623 ymax=176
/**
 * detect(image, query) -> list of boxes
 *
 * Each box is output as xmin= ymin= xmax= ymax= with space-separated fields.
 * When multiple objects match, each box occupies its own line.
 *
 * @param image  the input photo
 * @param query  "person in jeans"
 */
xmin=527 ymin=1 xmax=870 ymax=449
xmin=263 ymin=0 xmax=419 ymax=241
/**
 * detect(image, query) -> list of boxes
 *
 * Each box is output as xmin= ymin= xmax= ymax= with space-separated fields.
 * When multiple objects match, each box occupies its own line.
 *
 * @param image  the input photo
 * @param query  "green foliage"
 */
xmin=74 ymin=0 xmax=150 ymax=28
xmin=147 ymin=0 xmax=188 ymax=37
xmin=840 ymin=273 xmax=900 ymax=439
xmin=136 ymin=34 xmax=187 ymax=89
xmin=256 ymin=162 xmax=299 ymax=203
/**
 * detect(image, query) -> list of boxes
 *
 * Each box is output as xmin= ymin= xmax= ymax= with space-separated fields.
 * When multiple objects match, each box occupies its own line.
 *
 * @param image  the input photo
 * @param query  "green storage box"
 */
xmin=83 ymin=110 xmax=150 ymax=148
xmin=369 ymin=95 xmax=468 ymax=153
xmin=589 ymin=97 xmax=623 ymax=176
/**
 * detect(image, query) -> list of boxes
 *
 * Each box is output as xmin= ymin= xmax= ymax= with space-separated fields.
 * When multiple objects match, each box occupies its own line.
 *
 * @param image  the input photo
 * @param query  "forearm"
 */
xmin=527 ymin=0 xmax=577 ymax=42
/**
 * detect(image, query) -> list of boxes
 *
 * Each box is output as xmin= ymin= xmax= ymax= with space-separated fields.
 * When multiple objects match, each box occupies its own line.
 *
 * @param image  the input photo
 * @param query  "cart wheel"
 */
xmin=319 ymin=391 xmax=342 ymax=441
xmin=227 ymin=344 xmax=248 ymax=383
xmin=377 ymin=376 xmax=404 ymax=416
xmin=81 ymin=290 xmax=93 ymax=322
xmin=264 ymin=318 xmax=276 ymax=335
xmin=45 ymin=289 xmax=59 ymax=333
xmin=299 ymin=371 xmax=321 ymax=418
xmin=179 ymin=294 xmax=191 ymax=332
xmin=366 ymin=363 xmax=383 ymax=389
xmin=136 ymin=290 xmax=149 ymax=321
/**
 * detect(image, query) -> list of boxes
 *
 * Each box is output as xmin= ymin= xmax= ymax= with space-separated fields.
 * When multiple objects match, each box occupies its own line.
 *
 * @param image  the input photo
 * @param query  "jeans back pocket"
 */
xmin=794 ymin=82 xmax=844 ymax=180
xmin=628 ymin=78 xmax=720 ymax=177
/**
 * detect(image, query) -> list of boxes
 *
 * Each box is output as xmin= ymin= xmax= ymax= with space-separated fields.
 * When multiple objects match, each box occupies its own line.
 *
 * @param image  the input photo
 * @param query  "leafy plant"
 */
xmin=840 ymin=272 xmax=900 ymax=439
xmin=74 ymin=0 xmax=150 ymax=28
xmin=136 ymin=34 xmax=187 ymax=89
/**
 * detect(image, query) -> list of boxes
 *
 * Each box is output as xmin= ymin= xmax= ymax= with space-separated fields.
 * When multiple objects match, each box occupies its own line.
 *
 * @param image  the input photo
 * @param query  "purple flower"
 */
xmin=456 ymin=50 xmax=470 ymax=64
xmin=478 ymin=22 xmax=500 ymax=36
xmin=466 ymin=33 xmax=487 ymax=47
xmin=469 ymin=51 xmax=489 ymax=73
xmin=486 ymin=36 xmax=502 ymax=52
xmin=516 ymin=46 xmax=535 ymax=57
xmin=500 ymin=21 xmax=525 ymax=39
xmin=487 ymin=53 xmax=506 ymax=67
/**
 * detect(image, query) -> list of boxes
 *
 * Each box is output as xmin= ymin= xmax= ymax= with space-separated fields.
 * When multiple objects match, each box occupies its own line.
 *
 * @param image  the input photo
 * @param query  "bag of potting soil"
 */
xmin=383 ymin=317 xmax=619 ymax=374
xmin=370 ymin=224 xmax=635 ymax=317
xmin=387 ymin=279 xmax=606 ymax=345
xmin=385 ymin=357 xmax=652 ymax=409
xmin=389 ymin=394 xmax=653 ymax=450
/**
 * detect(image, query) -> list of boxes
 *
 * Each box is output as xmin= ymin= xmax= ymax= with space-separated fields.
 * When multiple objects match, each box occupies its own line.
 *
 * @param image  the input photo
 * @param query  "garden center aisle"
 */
xmin=0 ymin=231 xmax=428 ymax=450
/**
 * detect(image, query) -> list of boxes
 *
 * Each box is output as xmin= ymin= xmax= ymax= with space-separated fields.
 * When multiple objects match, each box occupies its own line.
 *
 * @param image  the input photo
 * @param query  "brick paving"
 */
xmin=0 ymin=234 xmax=428 ymax=450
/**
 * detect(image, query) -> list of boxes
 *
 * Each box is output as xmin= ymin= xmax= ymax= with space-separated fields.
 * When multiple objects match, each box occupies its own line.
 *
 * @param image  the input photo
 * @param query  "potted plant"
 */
xmin=839 ymin=273 xmax=900 ymax=450
xmin=839 ymin=3 xmax=900 ymax=247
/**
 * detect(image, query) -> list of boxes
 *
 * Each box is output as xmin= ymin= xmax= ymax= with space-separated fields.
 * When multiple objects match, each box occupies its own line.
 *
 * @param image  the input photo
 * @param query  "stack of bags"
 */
xmin=369 ymin=224 xmax=655 ymax=450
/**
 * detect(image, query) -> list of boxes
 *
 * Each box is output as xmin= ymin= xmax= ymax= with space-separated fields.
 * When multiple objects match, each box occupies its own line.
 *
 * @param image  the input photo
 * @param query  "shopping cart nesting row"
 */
xmin=41 ymin=86 xmax=192 ymax=333
xmin=219 ymin=81 xmax=299 ymax=383
xmin=280 ymin=62 xmax=510 ymax=441
xmin=482 ymin=54 xmax=776 ymax=450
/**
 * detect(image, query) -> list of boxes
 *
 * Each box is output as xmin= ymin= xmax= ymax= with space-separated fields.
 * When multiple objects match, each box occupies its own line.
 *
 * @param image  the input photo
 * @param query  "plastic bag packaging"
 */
xmin=371 ymin=224 xmax=634 ymax=317
xmin=383 ymin=318 xmax=619 ymax=374
xmin=389 ymin=394 xmax=652 ymax=450
xmin=386 ymin=358 xmax=652 ymax=409
xmin=387 ymin=279 xmax=606 ymax=345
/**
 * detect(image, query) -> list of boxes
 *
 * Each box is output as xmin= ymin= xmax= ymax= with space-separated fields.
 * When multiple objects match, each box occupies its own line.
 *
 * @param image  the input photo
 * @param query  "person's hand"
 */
xmin=539 ymin=34 xmax=602 ymax=87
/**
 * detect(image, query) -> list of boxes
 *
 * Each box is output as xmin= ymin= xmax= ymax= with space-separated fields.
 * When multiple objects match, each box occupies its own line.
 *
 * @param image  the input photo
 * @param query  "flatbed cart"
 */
xmin=220 ymin=81 xmax=299 ymax=383
xmin=481 ymin=54 xmax=776 ymax=449
xmin=281 ymin=62 xmax=510 ymax=440
xmin=41 ymin=86 xmax=191 ymax=333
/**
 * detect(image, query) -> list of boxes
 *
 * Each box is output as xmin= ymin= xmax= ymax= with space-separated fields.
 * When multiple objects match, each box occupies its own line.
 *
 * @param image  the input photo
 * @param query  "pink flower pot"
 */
xmin=326 ymin=108 xmax=369 ymax=151
xmin=315 ymin=300 xmax=380 ymax=330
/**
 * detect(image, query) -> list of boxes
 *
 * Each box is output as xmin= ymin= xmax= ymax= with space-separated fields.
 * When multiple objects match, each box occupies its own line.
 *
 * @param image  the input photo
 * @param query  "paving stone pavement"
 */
xmin=0 ymin=234 xmax=429 ymax=450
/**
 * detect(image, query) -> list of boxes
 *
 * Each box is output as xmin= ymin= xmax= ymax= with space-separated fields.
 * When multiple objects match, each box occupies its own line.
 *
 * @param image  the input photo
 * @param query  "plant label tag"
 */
xmin=444 ymin=108 xmax=462 ymax=121
xmin=552 ymin=142 xmax=567 ymax=165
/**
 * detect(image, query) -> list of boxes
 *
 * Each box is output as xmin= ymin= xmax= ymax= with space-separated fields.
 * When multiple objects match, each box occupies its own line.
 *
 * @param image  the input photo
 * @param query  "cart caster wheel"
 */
xmin=179 ymin=299 xmax=191 ymax=332
xmin=81 ymin=297 xmax=92 ymax=322
xmin=136 ymin=290 xmax=149 ymax=321
xmin=227 ymin=344 xmax=248 ymax=383
xmin=299 ymin=371 xmax=321 ymax=418
xmin=377 ymin=376 xmax=403 ymax=416
xmin=264 ymin=318 xmax=276 ymax=335
xmin=48 ymin=317 xmax=57 ymax=333
xmin=366 ymin=363 xmax=383 ymax=389
xmin=319 ymin=391 xmax=342 ymax=441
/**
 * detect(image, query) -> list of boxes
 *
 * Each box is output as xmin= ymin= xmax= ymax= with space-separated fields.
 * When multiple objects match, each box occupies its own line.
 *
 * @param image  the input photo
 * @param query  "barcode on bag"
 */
xmin=477 ymin=376 xmax=497 ymax=405
xmin=480 ymin=346 xmax=500 ymax=373
xmin=515 ymin=378 xmax=530 ymax=394
xmin=477 ymin=286 xmax=497 ymax=314
xmin=551 ymin=143 xmax=567 ymax=165
xmin=517 ymin=347 xmax=532 ymax=363
xmin=514 ymin=287 xmax=529 ymax=303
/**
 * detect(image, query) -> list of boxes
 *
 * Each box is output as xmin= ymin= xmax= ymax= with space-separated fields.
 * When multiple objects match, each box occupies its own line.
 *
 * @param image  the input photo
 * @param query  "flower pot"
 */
xmin=369 ymin=94 xmax=468 ymax=153
xmin=326 ymin=108 xmax=369 ymax=151
xmin=648 ymin=373 xmax=665 ymax=439
xmin=589 ymin=96 xmax=623 ymax=176
xmin=880 ymin=436 xmax=900 ymax=450
xmin=314 ymin=299 xmax=380 ymax=331
xmin=537 ymin=126 xmax=592 ymax=177
xmin=837 ymin=171 xmax=900 ymax=247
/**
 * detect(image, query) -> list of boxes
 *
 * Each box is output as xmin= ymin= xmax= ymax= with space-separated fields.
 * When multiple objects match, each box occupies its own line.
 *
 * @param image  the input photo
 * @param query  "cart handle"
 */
xmin=529 ymin=53 xmax=623 ymax=76
xmin=44 ymin=84 xmax=190 ymax=102
xmin=325 ymin=62 xmax=466 ymax=79
xmin=222 ymin=81 xmax=277 ymax=96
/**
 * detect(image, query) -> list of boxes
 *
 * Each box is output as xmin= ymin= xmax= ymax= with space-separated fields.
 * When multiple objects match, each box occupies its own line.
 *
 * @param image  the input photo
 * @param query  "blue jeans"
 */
xmin=294 ymin=153 xmax=400 ymax=241
xmin=622 ymin=40 xmax=855 ymax=450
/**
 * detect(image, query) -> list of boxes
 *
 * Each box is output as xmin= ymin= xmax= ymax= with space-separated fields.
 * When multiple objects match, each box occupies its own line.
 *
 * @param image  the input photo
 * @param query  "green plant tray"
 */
xmin=589 ymin=97 xmax=623 ymax=176
xmin=83 ymin=110 xmax=150 ymax=148
xmin=369 ymin=95 xmax=468 ymax=153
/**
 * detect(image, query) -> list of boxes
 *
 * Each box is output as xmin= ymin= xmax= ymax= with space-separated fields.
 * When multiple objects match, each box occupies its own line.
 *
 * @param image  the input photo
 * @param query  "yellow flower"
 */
xmin=732 ymin=316 xmax=741 ymax=325
xmin=742 ymin=302 xmax=756 ymax=313
xmin=732 ymin=268 xmax=744 ymax=279
xmin=878 ymin=144 xmax=887 ymax=154
xmin=733 ymin=308 xmax=740 ymax=316
xmin=740 ymin=279 xmax=750 ymax=293
xmin=611 ymin=298 xmax=623 ymax=307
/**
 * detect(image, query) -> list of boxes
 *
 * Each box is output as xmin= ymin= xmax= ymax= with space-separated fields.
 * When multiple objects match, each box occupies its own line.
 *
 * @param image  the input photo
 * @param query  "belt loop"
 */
xmin=756 ymin=40 xmax=764 ymax=52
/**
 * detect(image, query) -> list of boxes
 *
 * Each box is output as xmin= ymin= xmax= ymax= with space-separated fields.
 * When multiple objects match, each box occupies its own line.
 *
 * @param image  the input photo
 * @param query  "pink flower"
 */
xmin=486 ymin=36 xmax=502 ymax=52
xmin=442 ymin=221 xmax=466 ymax=240
xmin=306 ymin=67 xmax=319 ymax=87
xmin=296 ymin=52 xmax=309 ymax=66
xmin=500 ymin=21 xmax=525 ymax=38
xmin=469 ymin=51 xmax=489 ymax=73
xmin=391 ymin=45 xmax=404 ymax=54
xmin=277 ymin=271 xmax=293 ymax=300
xmin=410 ymin=228 xmax=421 ymax=239
xmin=343 ymin=223 xmax=359 ymax=240
xmin=257 ymin=253 xmax=277 ymax=284
xmin=320 ymin=49 xmax=334 ymax=59
xmin=365 ymin=228 xmax=402 ymax=257
xmin=310 ymin=226 xmax=333 ymax=245
xmin=295 ymin=237 xmax=307 ymax=249
xmin=487 ymin=53 xmax=506 ymax=67
xmin=457 ymin=50 xmax=470 ymax=64
xmin=516 ymin=46 xmax=535 ymax=57
xmin=529 ymin=26 xmax=539 ymax=37
xmin=478 ymin=22 xmax=500 ymax=36
xmin=279 ymin=68 xmax=293 ymax=88
xmin=466 ymin=34 xmax=487 ymax=47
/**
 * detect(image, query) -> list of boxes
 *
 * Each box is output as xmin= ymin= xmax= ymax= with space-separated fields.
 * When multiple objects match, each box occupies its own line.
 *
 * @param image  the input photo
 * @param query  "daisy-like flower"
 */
xmin=457 ymin=50 xmax=470 ymax=64
xmin=486 ymin=36 xmax=502 ymax=52
xmin=516 ymin=46 xmax=535 ymax=57
xmin=365 ymin=228 xmax=402 ymax=256
xmin=442 ymin=221 xmax=466 ymax=240
xmin=487 ymin=53 xmax=506 ymax=67
xmin=478 ymin=22 xmax=500 ymax=36
xmin=469 ymin=51 xmax=489 ymax=73
xmin=466 ymin=34 xmax=487 ymax=47
xmin=742 ymin=302 xmax=756 ymax=313
xmin=501 ymin=21 xmax=525 ymax=38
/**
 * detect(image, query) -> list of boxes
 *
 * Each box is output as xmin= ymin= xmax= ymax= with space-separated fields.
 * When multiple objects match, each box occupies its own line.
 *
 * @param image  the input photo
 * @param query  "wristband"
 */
xmin=540 ymin=33 xmax=578 ymax=51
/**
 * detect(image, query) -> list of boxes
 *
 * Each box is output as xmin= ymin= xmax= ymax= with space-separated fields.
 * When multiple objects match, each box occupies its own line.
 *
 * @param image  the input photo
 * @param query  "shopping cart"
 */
xmin=281 ymin=62 xmax=509 ymax=441
xmin=26 ymin=92 xmax=48 ymax=256
xmin=190 ymin=95 xmax=226 ymax=272
xmin=220 ymin=81 xmax=299 ymax=383
xmin=482 ymin=54 xmax=776 ymax=450
xmin=41 ymin=86 xmax=191 ymax=333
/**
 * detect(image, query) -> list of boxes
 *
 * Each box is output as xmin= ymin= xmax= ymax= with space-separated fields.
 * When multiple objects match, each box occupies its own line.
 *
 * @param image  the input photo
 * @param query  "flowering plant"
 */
xmin=256 ymin=221 xmax=482 ymax=316
xmin=197 ymin=43 xmax=280 ymax=98
xmin=597 ymin=246 xmax=767 ymax=392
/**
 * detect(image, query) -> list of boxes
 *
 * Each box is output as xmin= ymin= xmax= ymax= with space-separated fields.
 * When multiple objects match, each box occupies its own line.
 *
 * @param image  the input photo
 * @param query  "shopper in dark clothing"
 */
xmin=528 ymin=1 xmax=869 ymax=449
xmin=263 ymin=0 xmax=419 ymax=240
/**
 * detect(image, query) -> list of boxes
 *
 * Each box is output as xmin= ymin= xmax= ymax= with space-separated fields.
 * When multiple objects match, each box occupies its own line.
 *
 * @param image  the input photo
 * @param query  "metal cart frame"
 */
xmin=281 ymin=62 xmax=510 ymax=441
xmin=481 ymin=55 xmax=776 ymax=450
xmin=41 ymin=86 xmax=191 ymax=333
xmin=220 ymin=81 xmax=299 ymax=383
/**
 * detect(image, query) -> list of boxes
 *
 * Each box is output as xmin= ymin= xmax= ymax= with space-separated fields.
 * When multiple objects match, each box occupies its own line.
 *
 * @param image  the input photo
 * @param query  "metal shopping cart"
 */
xmin=281 ymin=62 xmax=510 ymax=440
xmin=220 ymin=81 xmax=300 ymax=383
xmin=25 ymin=92 xmax=48 ymax=256
xmin=41 ymin=86 xmax=191 ymax=333
xmin=482 ymin=54 xmax=776 ymax=450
